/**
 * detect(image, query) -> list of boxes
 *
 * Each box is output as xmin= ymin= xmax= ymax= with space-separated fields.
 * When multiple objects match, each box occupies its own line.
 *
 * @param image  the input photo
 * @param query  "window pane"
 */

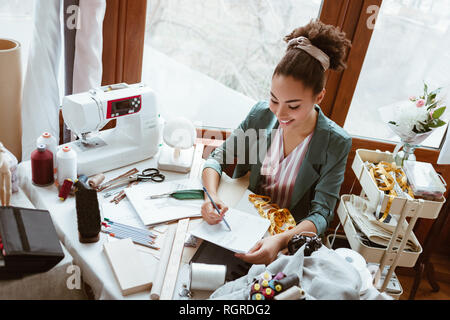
xmin=344 ymin=0 xmax=450 ymax=148
xmin=0 ymin=0 xmax=34 ymax=72
xmin=143 ymin=0 xmax=322 ymax=129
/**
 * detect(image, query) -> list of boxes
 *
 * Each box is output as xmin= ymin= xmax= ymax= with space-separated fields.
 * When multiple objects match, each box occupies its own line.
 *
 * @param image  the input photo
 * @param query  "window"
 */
xmin=344 ymin=0 xmax=450 ymax=148
xmin=142 ymin=0 xmax=322 ymax=129
xmin=0 ymin=0 xmax=34 ymax=73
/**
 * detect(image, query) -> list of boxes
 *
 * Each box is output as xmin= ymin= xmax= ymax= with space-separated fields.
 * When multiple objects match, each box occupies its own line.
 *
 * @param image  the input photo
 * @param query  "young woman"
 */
xmin=201 ymin=19 xmax=352 ymax=265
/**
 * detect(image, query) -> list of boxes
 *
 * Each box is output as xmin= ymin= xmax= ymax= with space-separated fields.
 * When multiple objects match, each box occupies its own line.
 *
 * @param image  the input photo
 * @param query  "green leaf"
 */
xmin=424 ymin=82 xmax=428 ymax=95
xmin=388 ymin=121 xmax=397 ymax=125
xmin=426 ymin=93 xmax=437 ymax=106
xmin=428 ymin=119 xmax=447 ymax=128
xmin=432 ymin=106 xmax=446 ymax=119
xmin=427 ymin=100 xmax=439 ymax=110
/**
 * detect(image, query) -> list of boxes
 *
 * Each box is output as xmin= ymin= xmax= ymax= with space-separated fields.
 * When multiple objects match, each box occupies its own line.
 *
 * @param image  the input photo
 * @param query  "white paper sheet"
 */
xmin=124 ymin=178 xmax=203 ymax=226
xmin=190 ymin=208 xmax=270 ymax=254
xmin=234 ymin=189 xmax=260 ymax=216
xmin=100 ymin=198 xmax=168 ymax=233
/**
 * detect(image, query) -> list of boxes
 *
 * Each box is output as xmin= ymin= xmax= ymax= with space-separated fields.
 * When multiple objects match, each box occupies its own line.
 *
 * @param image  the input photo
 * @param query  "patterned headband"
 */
xmin=287 ymin=36 xmax=330 ymax=71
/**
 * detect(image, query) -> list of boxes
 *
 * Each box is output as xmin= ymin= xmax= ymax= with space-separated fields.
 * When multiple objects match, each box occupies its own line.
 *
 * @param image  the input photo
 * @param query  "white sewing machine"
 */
xmin=61 ymin=83 xmax=161 ymax=176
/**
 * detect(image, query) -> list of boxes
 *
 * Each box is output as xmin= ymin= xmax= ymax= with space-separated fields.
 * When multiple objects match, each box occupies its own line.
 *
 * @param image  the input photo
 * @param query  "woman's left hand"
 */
xmin=235 ymin=234 xmax=285 ymax=266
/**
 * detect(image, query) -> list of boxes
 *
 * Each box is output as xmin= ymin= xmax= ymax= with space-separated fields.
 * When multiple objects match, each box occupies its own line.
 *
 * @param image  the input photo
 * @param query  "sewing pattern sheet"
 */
xmin=124 ymin=179 xmax=203 ymax=226
xmin=190 ymin=208 xmax=270 ymax=254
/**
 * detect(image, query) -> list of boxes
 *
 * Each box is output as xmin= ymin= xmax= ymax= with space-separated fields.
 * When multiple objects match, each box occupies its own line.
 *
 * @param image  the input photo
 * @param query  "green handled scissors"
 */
xmin=146 ymin=189 xmax=204 ymax=200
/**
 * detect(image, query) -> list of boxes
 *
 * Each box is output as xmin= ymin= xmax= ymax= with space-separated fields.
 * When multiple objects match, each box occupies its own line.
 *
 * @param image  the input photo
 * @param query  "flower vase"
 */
xmin=394 ymin=142 xmax=418 ymax=167
xmin=392 ymin=131 xmax=432 ymax=167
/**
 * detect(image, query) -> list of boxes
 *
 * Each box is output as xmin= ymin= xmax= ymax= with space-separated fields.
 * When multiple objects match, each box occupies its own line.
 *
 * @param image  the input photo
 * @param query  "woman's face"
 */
xmin=269 ymin=74 xmax=325 ymax=132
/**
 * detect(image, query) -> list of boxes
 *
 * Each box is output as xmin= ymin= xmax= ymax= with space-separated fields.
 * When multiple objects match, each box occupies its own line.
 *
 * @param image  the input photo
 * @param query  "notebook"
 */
xmin=103 ymin=238 xmax=154 ymax=296
xmin=124 ymin=178 xmax=203 ymax=226
xmin=190 ymin=207 xmax=270 ymax=254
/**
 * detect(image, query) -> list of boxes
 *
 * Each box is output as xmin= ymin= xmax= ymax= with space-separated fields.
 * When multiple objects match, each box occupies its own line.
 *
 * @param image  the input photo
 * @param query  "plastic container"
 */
xmin=336 ymin=195 xmax=422 ymax=268
xmin=403 ymin=160 xmax=446 ymax=201
xmin=352 ymin=149 xmax=445 ymax=219
xmin=56 ymin=146 xmax=77 ymax=186
xmin=37 ymin=132 xmax=58 ymax=170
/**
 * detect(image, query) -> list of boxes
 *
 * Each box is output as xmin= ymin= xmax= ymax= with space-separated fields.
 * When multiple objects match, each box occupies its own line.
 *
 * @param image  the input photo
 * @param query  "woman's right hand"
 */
xmin=201 ymin=197 xmax=229 ymax=225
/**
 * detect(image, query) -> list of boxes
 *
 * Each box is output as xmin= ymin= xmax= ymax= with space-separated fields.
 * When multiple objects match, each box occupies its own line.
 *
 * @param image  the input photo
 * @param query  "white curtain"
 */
xmin=21 ymin=0 xmax=62 ymax=161
xmin=72 ymin=0 xmax=106 ymax=94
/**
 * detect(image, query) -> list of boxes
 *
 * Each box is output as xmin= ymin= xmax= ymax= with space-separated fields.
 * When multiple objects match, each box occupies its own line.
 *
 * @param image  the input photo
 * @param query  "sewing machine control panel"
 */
xmin=106 ymin=95 xmax=142 ymax=119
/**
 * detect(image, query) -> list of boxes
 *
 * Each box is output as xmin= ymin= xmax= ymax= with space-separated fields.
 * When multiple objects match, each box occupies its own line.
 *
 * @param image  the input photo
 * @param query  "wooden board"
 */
xmin=159 ymin=218 xmax=190 ymax=300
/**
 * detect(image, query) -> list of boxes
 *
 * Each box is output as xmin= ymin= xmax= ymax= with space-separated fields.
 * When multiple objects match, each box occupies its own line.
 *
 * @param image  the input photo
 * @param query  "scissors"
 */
xmin=128 ymin=168 xmax=165 ymax=183
xmin=100 ymin=168 xmax=165 ymax=193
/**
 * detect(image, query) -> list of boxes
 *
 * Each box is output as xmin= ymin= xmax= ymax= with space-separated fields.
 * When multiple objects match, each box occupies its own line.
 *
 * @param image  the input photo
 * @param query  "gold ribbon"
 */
xmin=248 ymin=194 xmax=296 ymax=235
xmin=366 ymin=161 xmax=414 ymax=222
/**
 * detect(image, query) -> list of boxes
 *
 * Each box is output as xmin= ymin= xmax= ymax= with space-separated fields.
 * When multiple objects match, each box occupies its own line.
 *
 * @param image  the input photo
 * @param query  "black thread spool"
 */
xmin=274 ymin=274 xmax=300 ymax=293
xmin=75 ymin=181 xmax=101 ymax=243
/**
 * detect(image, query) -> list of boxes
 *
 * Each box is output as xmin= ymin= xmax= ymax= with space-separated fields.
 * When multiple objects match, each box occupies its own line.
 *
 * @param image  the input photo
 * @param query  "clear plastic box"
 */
xmin=403 ymin=160 xmax=447 ymax=201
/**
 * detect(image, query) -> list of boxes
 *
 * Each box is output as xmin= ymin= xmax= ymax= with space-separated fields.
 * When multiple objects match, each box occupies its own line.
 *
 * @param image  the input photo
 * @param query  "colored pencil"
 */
xmin=102 ymin=226 xmax=155 ymax=244
xmin=103 ymin=218 xmax=157 ymax=238
xmin=101 ymin=222 xmax=156 ymax=240
xmin=101 ymin=230 xmax=159 ymax=250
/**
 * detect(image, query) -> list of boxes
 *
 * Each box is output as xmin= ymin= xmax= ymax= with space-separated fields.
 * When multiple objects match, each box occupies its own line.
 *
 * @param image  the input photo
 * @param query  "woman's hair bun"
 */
xmin=284 ymin=19 xmax=352 ymax=71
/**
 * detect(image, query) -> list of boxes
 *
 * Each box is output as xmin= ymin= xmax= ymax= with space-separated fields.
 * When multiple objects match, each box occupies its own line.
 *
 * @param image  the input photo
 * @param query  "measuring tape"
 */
xmin=159 ymin=218 xmax=190 ymax=300
xmin=366 ymin=161 xmax=414 ymax=222
xmin=248 ymin=194 xmax=296 ymax=235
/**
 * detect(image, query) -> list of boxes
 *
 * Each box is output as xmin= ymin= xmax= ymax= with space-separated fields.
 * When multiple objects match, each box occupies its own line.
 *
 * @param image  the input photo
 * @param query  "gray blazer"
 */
xmin=203 ymin=101 xmax=352 ymax=235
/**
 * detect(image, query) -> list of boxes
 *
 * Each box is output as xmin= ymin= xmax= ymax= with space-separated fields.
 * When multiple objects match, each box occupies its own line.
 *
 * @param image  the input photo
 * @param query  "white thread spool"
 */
xmin=274 ymin=285 xmax=306 ymax=300
xmin=37 ymin=132 xmax=58 ymax=170
xmin=189 ymin=263 xmax=226 ymax=291
xmin=56 ymin=146 xmax=77 ymax=186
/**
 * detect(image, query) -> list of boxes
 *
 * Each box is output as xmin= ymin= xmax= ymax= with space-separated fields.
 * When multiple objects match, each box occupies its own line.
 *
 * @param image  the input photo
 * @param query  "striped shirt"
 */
xmin=259 ymin=128 xmax=313 ymax=209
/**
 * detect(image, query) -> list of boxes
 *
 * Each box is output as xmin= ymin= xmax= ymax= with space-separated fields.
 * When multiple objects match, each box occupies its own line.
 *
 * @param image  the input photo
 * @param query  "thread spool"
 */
xmin=75 ymin=175 xmax=90 ymax=191
xmin=31 ymin=144 xmax=54 ymax=186
xmin=88 ymin=173 xmax=105 ymax=189
xmin=58 ymin=179 xmax=74 ymax=201
xmin=189 ymin=263 xmax=226 ymax=291
xmin=75 ymin=184 xmax=101 ymax=243
xmin=274 ymin=285 xmax=306 ymax=300
xmin=251 ymin=293 xmax=265 ymax=301
xmin=36 ymin=132 xmax=58 ymax=171
xmin=56 ymin=146 xmax=77 ymax=186
xmin=275 ymin=274 xmax=300 ymax=292
xmin=262 ymin=287 xmax=275 ymax=300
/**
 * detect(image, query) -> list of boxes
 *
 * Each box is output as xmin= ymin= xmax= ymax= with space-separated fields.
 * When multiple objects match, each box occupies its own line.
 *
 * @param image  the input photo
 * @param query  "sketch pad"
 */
xmin=125 ymin=179 xmax=203 ymax=226
xmin=103 ymin=238 xmax=153 ymax=296
xmin=190 ymin=208 xmax=270 ymax=253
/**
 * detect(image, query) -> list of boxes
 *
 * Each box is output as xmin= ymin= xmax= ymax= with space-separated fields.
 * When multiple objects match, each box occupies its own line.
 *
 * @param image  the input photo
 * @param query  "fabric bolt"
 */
xmin=209 ymin=245 xmax=392 ymax=300
xmin=260 ymin=128 xmax=312 ymax=209
xmin=21 ymin=0 xmax=62 ymax=161
xmin=72 ymin=0 xmax=106 ymax=94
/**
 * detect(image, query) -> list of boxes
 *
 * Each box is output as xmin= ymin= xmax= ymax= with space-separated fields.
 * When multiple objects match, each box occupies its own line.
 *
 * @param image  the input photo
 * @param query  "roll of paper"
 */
xmin=150 ymin=224 xmax=176 ymax=300
xmin=190 ymin=263 xmax=226 ymax=291
xmin=0 ymin=39 xmax=22 ymax=161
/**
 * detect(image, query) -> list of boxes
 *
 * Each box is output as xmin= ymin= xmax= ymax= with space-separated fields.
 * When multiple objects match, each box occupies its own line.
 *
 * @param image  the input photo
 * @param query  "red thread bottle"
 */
xmin=31 ymin=144 xmax=54 ymax=186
